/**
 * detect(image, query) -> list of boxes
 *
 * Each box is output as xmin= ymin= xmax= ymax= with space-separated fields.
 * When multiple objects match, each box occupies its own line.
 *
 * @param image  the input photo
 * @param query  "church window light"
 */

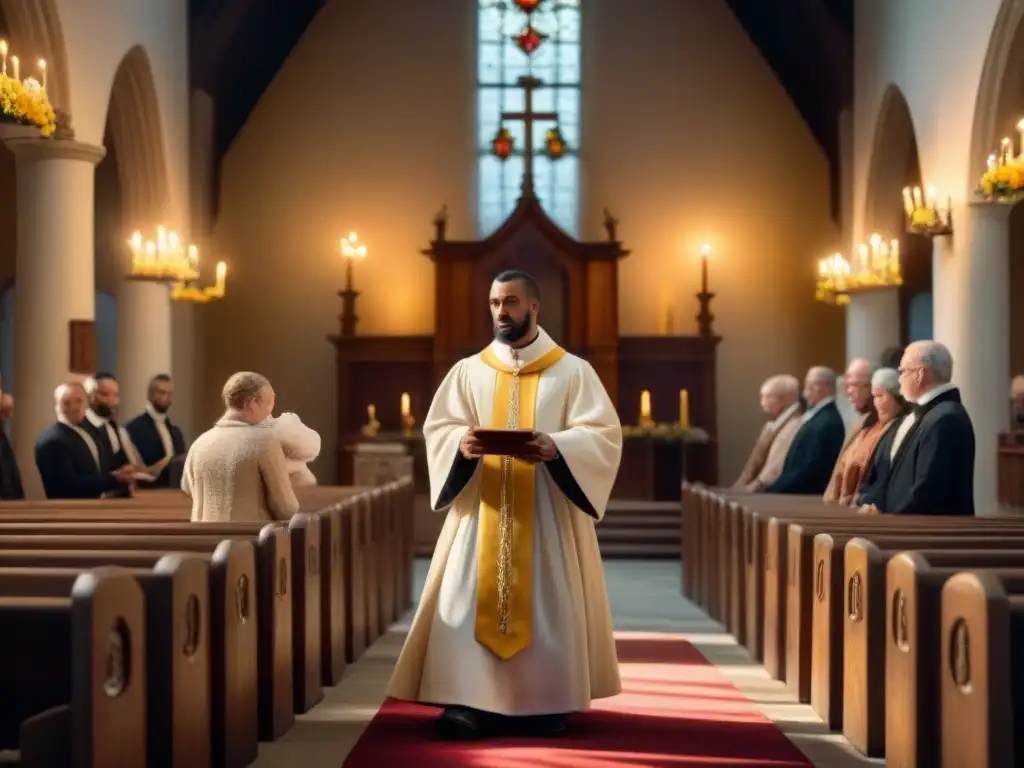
xmin=477 ymin=0 xmax=581 ymax=236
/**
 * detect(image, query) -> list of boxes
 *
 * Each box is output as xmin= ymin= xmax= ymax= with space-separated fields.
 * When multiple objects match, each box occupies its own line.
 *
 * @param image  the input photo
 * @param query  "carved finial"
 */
xmin=603 ymin=207 xmax=619 ymax=242
xmin=433 ymin=204 xmax=448 ymax=242
xmin=52 ymin=109 xmax=75 ymax=141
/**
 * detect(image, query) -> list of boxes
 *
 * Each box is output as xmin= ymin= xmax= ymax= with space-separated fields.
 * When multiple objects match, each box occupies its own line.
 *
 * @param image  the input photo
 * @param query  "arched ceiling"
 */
xmin=189 ymin=0 xmax=851 ymax=220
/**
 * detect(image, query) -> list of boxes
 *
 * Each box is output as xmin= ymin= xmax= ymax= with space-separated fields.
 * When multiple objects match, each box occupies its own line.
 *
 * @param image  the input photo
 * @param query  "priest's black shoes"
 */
xmin=518 ymin=713 xmax=567 ymax=736
xmin=437 ymin=706 xmax=490 ymax=740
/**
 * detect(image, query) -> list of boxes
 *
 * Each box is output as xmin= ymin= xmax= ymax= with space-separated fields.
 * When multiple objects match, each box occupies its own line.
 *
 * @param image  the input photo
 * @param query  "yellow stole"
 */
xmin=475 ymin=343 xmax=566 ymax=660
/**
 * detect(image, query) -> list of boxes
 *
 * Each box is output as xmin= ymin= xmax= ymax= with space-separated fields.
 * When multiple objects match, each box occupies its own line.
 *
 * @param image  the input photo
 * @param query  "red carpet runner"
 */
xmin=342 ymin=633 xmax=813 ymax=767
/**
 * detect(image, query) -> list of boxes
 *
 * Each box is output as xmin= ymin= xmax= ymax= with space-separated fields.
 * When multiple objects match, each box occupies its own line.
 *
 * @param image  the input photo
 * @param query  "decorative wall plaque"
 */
xmin=68 ymin=319 xmax=96 ymax=374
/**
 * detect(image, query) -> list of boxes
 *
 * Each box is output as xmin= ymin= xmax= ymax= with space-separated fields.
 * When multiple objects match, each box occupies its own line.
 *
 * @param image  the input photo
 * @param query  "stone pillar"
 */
xmin=118 ymin=281 xmax=172 ymax=419
xmin=956 ymin=204 xmax=1012 ymax=515
xmin=5 ymin=137 xmax=105 ymax=498
xmin=845 ymin=288 xmax=900 ymax=362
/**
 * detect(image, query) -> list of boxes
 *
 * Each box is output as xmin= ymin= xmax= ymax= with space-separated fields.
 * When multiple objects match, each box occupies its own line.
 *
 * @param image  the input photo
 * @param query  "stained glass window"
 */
xmin=477 ymin=0 xmax=581 ymax=236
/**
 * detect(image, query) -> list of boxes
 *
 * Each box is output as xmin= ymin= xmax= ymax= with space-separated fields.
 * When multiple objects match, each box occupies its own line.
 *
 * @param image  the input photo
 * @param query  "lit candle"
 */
xmin=890 ymin=239 xmax=901 ymax=276
xmin=699 ymin=243 xmax=711 ymax=294
xmin=10 ymin=55 xmax=18 ymax=81
xmin=0 ymin=40 xmax=7 ymax=75
xmin=187 ymin=244 xmax=199 ymax=271
xmin=37 ymin=59 xmax=45 ymax=91
xmin=926 ymin=185 xmax=937 ymax=209
xmin=858 ymin=244 xmax=869 ymax=273
xmin=367 ymin=404 xmax=376 ymax=420
xmin=1017 ymin=119 xmax=1024 ymax=159
xmin=1002 ymin=137 xmax=1012 ymax=164
xmin=902 ymin=187 xmax=914 ymax=215
xmin=989 ymin=154 xmax=998 ymax=172
xmin=215 ymin=262 xmax=227 ymax=292
xmin=912 ymin=187 xmax=923 ymax=210
xmin=400 ymin=392 xmax=411 ymax=417
xmin=679 ymin=389 xmax=690 ymax=428
xmin=157 ymin=226 xmax=167 ymax=253
xmin=640 ymin=390 xmax=651 ymax=421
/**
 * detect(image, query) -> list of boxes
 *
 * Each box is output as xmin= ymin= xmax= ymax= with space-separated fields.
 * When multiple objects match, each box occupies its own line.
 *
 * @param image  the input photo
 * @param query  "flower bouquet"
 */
xmin=621 ymin=422 xmax=710 ymax=443
xmin=977 ymin=146 xmax=1024 ymax=204
xmin=0 ymin=72 xmax=56 ymax=139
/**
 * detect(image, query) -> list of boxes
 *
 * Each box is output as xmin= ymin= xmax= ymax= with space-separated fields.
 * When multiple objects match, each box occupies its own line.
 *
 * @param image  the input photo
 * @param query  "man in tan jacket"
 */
xmin=823 ymin=358 xmax=874 ymax=501
xmin=733 ymin=374 xmax=803 ymax=492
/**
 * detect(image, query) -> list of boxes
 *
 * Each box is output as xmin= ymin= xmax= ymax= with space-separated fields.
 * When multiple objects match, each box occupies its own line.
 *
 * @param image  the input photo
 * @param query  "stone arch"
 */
xmin=970 ymin=0 xmax=1024 ymax=181
xmin=102 ymin=45 xmax=171 ymax=237
xmin=0 ymin=0 xmax=71 ymax=111
xmin=862 ymin=84 xmax=923 ymax=235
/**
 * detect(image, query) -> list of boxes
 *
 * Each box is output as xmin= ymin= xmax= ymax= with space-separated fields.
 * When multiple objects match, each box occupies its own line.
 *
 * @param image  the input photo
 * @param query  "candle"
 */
xmin=401 ymin=392 xmax=411 ymax=417
xmin=902 ymin=187 xmax=914 ymax=215
xmin=912 ymin=187 xmax=923 ymax=209
xmin=679 ymin=389 xmax=690 ymax=428
xmin=926 ymin=185 xmax=937 ymax=209
xmin=11 ymin=55 xmax=18 ymax=81
xmin=367 ymin=404 xmax=376 ymax=420
xmin=187 ymin=244 xmax=199 ymax=271
xmin=215 ymin=261 xmax=226 ymax=292
xmin=0 ymin=40 xmax=7 ymax=75
xmin=699 ymin=243 xmax=711 ymax=295
xmin=640 ymin=390 xmax=651 ymax=421
xmin=1002 ymin=137 xmax=1012 ymax=164
xmin=989 ymin=154 xmax=998 ymax=172
xmin=890 ymin=239 xmax=901 ymax=276
xmin=37 ymin=58 xmax=45 ymax=91
xmin=858 ymin=244 xmax=869 ymax=273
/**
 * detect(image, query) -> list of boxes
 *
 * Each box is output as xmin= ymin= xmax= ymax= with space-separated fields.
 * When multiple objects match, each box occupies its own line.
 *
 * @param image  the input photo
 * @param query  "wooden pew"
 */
xmin=842 ymin=534 xmax=1024 ymax=757
xmin=0 ymin=556 xmax=211 ymax=768
xmin=886 ymin=554 xmax=1024 ymax=768
xmin=939 ymin=571 xmax=1024 ymax=767
xmin=0 ymin=568 xmax=147 ymax=767
xmin=0 ymin=542 xmax=257 ymax=768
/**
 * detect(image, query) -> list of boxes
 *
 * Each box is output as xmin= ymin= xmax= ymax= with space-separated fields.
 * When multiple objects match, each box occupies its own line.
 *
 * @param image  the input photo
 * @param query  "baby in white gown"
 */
xmin=268 ymin=412 xmax=321 ymax=487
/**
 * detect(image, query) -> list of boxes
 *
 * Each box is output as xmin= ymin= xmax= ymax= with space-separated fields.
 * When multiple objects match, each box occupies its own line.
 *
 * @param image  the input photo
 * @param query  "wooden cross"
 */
xmin=501 ymin=75 xmax=558 ymax=195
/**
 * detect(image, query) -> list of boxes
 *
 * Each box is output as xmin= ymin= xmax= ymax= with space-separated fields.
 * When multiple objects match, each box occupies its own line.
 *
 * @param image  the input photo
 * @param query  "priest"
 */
xmin=387 ymin=270 xmax=623 ymax=740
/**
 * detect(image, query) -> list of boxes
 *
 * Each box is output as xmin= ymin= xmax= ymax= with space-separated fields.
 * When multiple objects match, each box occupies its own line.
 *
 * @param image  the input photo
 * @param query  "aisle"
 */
xmin=254 ymin=561 xmax=876 ymax=768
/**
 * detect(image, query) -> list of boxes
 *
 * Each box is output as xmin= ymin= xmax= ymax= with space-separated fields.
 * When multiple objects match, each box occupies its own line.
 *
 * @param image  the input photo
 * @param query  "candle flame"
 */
xmin=699 ymin=243 xmax=711 ymax=257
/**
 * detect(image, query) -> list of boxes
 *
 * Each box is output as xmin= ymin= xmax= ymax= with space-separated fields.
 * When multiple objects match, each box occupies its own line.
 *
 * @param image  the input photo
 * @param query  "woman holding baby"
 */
xmin=182 ymin=371 xmax=321 ymax=523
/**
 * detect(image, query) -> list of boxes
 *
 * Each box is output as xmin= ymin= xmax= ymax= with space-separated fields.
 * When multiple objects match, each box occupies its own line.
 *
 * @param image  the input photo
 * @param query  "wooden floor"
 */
xmin=249 ymin=559 xmax=883 ymax=768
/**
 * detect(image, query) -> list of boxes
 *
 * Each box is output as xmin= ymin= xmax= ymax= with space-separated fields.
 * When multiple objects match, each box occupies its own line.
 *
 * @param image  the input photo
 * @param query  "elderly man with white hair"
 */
xmin=34 ymin=382 xmax=136 ymax=498
xmin=824 ymin=358 xmax=875 ymax=502
xmin=733 ymin=374 xmax=803 ymax=492
xmin=765 ymin=366 xmax=846 ymax=494
xmin=860 ymin=340 xmax=975 ymax=516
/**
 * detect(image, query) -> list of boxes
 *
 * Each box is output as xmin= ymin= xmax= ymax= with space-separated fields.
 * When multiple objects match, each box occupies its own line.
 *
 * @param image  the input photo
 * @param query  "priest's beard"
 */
xmin=92 ymin=402 xmax=113 ymax=419
xmin=150 ymin=401 xmax=170 ymax=415
xmin=494 ymin=310 xmax=533 ymax=344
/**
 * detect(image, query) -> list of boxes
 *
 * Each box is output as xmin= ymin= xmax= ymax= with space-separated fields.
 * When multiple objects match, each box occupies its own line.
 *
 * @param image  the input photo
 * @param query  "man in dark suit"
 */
xmin=36 ymin=382 xmax=135 ymax=499
xmin=861 ymin=340 xmax=975 ymax=516
xmin=0 ymin=378 xmax=23 ymax=499
xmin=125 ymin=373 xmax=187 ymax=488
xmin=765 ymin=366 xmax=846 ymax=494
xmin=84 ymin=373 xmax=131 ymax=470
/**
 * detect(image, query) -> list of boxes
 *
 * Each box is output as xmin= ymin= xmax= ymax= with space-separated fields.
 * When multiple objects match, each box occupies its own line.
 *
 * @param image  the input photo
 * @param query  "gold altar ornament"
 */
xmin=171 ymin=260 xmax=227 ymax=303
xmin=679 ymin=389 xmax=690 ymax=428
xmin=400 ymin=392 xmax=416 ymax=436
xmin=361 ymin=404 xmax=381 ymax=437
xmin=639 ymin=390 xmax=654 ymax=428
xmin=903 ymin=185 xmax=953 ymax=237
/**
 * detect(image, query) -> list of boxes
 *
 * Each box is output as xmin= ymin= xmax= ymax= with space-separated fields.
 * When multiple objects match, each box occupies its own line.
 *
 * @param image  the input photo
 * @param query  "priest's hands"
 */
xmin=522 ymin=432 xmax=558 ymax=463
xmin=459 ymin=427 xmax=485 ymax=459
xmin=112 ymin=464 xmax=136 ymax=484
xmin=858 ymin=503 xmax=880 ymax=516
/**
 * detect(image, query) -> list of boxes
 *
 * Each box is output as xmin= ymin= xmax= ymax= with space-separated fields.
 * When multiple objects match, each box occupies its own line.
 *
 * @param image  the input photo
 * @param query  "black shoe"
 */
xmin=437 ymin=706 xmax=489 ymax=740
xmin=519 ymin=713 xmax=568 ymax=736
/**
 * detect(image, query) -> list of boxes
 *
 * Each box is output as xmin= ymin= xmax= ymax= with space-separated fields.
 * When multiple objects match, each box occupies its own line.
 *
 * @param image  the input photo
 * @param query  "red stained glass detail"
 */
xmin=513 ymin=0 xmax=543 ymax=12
xmin=492 ymin=127 xmax=514 ymax=161
xmin=545 ymin=126 xmax=567 ymax=159
xmin=512 ymin=25 xmax=547 ymax=55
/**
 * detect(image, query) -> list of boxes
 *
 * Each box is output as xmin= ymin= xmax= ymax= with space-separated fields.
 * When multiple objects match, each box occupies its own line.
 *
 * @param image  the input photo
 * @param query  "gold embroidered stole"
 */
xmin=475 ymin=343 xmax=566 ymax=659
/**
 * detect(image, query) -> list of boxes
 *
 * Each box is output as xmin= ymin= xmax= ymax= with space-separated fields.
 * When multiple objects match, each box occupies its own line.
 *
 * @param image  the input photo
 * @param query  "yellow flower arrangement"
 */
xmin=0 ymin=72 xmax=55 ymax=137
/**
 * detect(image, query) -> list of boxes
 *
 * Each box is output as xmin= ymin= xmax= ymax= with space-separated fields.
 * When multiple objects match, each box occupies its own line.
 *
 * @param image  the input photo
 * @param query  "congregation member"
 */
xmin=860 ymin=340 xmax=975 ymax=516
xmin=0 ymin=376 xmax=23 ymax=499
xmin=269 ymin=411 xmax=322 ymax=487
xmin=823 ymin=358 xmax=874 ymax=502
xmin=388 ymin=270 xmax=622 ymax=740
xmin=732 ymin=374 xmax=802 ymax=492
xmin=765 ymin=366 xmax=845 ymax=494
xmin=84 ymin=373 xmax=138 ymax=471
xmin=828 ymin=367 xmax=909 ymax=505
xmin=36 ymin=382 xmax=135 ymax=499
xmin=182 ymin=371 xmax=299 ymax=522
xmin=126 ymin=373 xmax=188 ymax=488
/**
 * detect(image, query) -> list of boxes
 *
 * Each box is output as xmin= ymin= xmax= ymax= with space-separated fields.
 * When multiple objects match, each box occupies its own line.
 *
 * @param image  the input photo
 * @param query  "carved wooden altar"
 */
xmin=329 ymin=185 xmax=722 ymax=496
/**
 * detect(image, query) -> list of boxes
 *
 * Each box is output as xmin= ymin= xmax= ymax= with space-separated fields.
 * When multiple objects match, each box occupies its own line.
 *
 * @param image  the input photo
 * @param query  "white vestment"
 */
xmin=387 ymin=327 xmax=622 ymax=716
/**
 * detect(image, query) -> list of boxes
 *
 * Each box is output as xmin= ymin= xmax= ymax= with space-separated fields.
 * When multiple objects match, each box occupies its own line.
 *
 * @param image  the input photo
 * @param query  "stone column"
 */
xmin=956 ymin=204 xmax=1012 ymax=515
xmin=117 ymin=281 xmax=173 ymax=420
xmin=5 ymin=137 xmax=105 ymax=498
xmin=845 ymin=288 xmax=900 ymax=362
